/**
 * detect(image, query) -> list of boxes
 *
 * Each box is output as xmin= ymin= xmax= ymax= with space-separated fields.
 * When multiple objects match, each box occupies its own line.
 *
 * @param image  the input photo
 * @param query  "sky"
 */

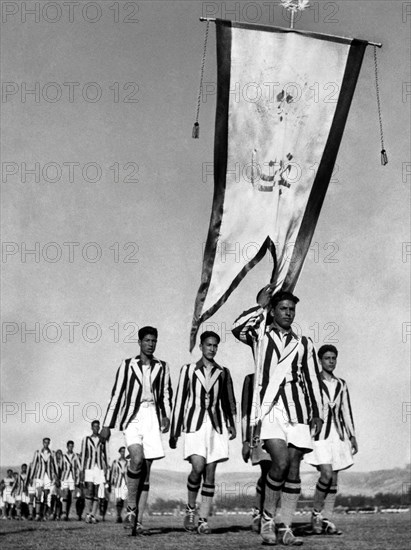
xmin=1 ymin=0 xmax=410 ymax=479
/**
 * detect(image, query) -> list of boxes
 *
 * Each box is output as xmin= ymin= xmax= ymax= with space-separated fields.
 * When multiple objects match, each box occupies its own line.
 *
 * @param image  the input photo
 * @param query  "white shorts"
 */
xmin=84 ymin=466 xmax=105 ymax=485
xmin=304 ymin=424 xmax=354 ymax=471
xmin=114 ymin=483 xmax=128 ymax=501
xmin=61 ymin=480 xmax=75 ymax=491
xmin=98 ymin=483 xmax=107 ymax=499
xmin=35 ymin=474 xmax=53 ymax=491
xmin=15 ymin=493 xmax=30 ymax=504
xmin=4 ymin=493 xmax=15 ymax=504
xmin=124 ymin=403 xmax=164 ymax=460
xmin=260 ymin=405 xmax=313 ymax=452
xmin=184 ymin=414 xmax=229 ymax=464
xmin=28 ymin=485 xmax=36 ymax=496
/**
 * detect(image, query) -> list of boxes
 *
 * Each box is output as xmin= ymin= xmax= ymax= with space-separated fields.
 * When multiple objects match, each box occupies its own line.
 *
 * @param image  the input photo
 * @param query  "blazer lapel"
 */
xmin=130 ymin=357 xmax=143 ymax=385
xmin=194 ymin=360 xmax=207 ymax=390
xmin=208 ymin=363 xmax=223 ymax=391
xmin=150 ymin=359 xmax=162 ymax=385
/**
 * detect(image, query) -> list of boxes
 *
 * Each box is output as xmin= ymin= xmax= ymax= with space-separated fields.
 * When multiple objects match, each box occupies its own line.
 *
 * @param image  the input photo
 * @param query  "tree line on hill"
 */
xmin=149 ymin=487 xmax=411 ymax=514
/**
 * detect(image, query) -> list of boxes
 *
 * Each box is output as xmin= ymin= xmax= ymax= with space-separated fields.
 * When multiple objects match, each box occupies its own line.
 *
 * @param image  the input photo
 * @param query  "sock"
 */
xmin=116 ymin=499 xmax=124 ymax=518
xmin=91 ymin=497 xmax=99 ymax=517
xmin=187 ymin=475 xmax=201 ymax=509
xmin=322 ymin=484 xmax=337 ymax=519
xmin=126 ymin=468 xmax=141 ymax=509
xmin=263 ymin=474 xmax=283 ymax=518
xmin=199 ymin=483 xmax=215 ymax=519
xmin=313 ymin=478 xmax=331 ymax=514
xmin=138 ymin=483 xmax=149 ymax=523
xmin=256 ymin=476 xmax=264 ymax=512
xmin=85 ymin=496 xmax=93 ymax=514
xmin=76 ymin=496 xmax=85 ymax=518
xmin=281 ymin=478 xmax=301 ymax=527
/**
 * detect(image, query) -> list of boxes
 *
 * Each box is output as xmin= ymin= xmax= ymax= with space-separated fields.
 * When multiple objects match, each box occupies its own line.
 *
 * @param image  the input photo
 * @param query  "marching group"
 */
xmin=3 ymin=286 xmax=357 ymax=546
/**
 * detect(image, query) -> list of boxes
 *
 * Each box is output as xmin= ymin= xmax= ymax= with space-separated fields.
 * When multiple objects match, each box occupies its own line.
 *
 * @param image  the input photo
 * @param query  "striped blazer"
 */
xmin=170 ymin=360 xmax=237 ymax=439
xmin=315 ymin=374 xmax=355 ymax=441
xmin=28 ymin=450 xmax=57 ymax=483
xmin=110 ymin=458 xmax=128 ymax=488
xmin=103 ymin=355 xmax=172 ymax=431
xmin=233 ymin=306 xmax=323 ymax=424
xmin=11 ymin=473 xmax=27 ymax=497
xmin=80 ymin=436 xmax=108 ymax=472
xmin=61 ymin=452 xmax=81 ymax=484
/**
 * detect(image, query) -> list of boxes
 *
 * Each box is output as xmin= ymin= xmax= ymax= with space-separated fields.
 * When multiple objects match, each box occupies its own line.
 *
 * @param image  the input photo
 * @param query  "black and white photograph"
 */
xmin=1 ymin=1 xmax=410 ymax=548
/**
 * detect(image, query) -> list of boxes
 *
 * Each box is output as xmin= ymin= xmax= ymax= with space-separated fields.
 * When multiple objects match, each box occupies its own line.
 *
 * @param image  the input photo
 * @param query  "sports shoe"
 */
xmin=278 ymin=526 xmax=303 ymax=546
xmin=322 ymin=518 xmax=342 ymax=535
xmin=135 ymin=521 xmax=144 ymax=535
xmin=311 ymin=510 xmax=323 ymax=535
xmin=251 ymin=507 xmax=262 ymax=533
xmin=197 ymin=518 xmax=211 ymax=534
xmin=124 ymin=507 xmax=136 ymax=529
xmin=89 ymin=515 xmax=98 ymax=524
xmin=116 ymin=516 xmax=123 ymax=524
xmin=260 ymin=512 xmax=277 ymax=545
xmin=183 ymin=505 xmax=196 ymax=532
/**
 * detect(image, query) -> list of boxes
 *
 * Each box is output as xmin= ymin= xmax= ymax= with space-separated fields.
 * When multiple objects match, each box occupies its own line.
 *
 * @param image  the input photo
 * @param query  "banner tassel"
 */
xmin=373 ymin=46 xmax=388 ymax=165
xmin=192 ymin=20 xmax=210 ymax=139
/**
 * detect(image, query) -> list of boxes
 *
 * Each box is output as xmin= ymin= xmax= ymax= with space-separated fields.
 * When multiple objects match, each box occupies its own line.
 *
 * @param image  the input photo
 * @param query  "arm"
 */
xmin=241 ymin=375 xmax=253 ymax=462
xmin=169 ymin=364 xmax=190 ymax=446
xmin=301 ymin=337 xmax=324 ymax=435
xmin=341 ymin=381 xmax=358 ymax=453
xmin=221 ymin=368 xmax=237 ymax=440
xmin=80 ymin=438 xmax=87 ymax=482
xmin=160 ymin=361 xmax=173 ymax=433
xmin=101 ymin=360 xmax=127 ymax=434
xmin=28 ymin=451 xmax=38 ymax=484
xmin=232 ymin=305 xmax=266 ymax=346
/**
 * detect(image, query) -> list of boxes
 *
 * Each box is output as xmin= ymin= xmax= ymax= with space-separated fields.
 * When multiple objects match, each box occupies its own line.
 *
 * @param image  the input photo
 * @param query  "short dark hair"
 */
xmin=118 ymin=446 xmax=125 ymax=453
xmin=21 ymin=463 xmax=27 ymax=468
xmin=67 ymin=440 xmax=74 ymax=446
xmin=43 ymin=437 xmax=50 ymax=443
xmin=138 ymin=326 xmax=158 ymax=340
xmin=200 ymin=331 xmax=220 ymax=344
xmin=318 ymin=345 xmax=338 ymax=359
xmin=270 ymin=291 xmax=300 ymax=308
xmin=91 ymin=420 xmax=100 ymax=427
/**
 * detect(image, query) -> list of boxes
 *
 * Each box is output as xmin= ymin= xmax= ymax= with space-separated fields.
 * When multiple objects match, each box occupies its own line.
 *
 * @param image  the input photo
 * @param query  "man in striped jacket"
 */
xmin=61 ymin=441 xmax=81 ymax=521
xmin=28 ymin=437 xmax=57 ymax=521
xmin=169 ymin=331 xmax=237 ymax=535
xmin=110 ymin=446 xmax=128 ymax=523
xmin=100 ymin=326 xmax=172 ymax=534
xmin=80 ymin=420 xmax=108 ymax=524
xmin=233 ymin=287 xmax=323 ymax=546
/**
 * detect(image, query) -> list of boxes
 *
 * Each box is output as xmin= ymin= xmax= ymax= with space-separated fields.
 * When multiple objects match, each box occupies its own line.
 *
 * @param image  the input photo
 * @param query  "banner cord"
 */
xmin=192 ymin=20 xmax=210 ymax=139
xmin=373 ymin=46 xmax=388 ymax=165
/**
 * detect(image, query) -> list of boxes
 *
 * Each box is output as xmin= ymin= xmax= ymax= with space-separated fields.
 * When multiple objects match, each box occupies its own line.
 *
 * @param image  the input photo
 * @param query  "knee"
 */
xmin=129 ymin=458 xmax=144 ymax=473
xmin=270 ymin=459 xmax=288 ymax=479
xmin=319 ymin=469 xmax=333 ymax=485
xmin=190 ymin=465 xmax=203 ymax=481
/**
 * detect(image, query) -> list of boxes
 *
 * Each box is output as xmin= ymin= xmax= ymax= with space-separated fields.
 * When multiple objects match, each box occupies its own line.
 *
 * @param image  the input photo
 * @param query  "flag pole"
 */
xmin=198 ymin=17 xmax=382 ymax=47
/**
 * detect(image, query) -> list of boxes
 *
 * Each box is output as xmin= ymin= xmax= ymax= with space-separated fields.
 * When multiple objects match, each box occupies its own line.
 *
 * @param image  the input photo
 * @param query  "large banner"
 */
xmin=190 ymin=19 xmax=366 ymax=349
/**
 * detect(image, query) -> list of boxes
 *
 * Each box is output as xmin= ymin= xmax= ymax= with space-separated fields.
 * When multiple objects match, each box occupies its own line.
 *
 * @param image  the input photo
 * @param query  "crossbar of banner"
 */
xmin=199 ymin=17 xmax=382 ymax=47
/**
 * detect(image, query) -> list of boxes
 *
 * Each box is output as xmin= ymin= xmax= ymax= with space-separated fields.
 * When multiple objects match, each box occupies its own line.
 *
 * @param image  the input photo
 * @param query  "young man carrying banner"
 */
xmin=100 ymin=326 xmax=172 ymax=535
xmin=233 ymin=286 xmax=323 ymax=546
xmin=169 ymin=331 xmax=237 ymax=535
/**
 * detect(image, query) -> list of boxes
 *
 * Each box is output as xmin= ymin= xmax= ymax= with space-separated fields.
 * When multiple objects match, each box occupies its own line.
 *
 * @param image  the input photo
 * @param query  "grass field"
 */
xmin=0 ymin=513 xmax=410 ymax=550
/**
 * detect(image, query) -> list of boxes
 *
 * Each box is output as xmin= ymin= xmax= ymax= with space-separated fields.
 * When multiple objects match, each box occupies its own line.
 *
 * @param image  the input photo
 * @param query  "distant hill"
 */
xmin=1 ymin=465 xmax=409 ymax=501
xmin=149 ymin=466 xmax=411 ymax=501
